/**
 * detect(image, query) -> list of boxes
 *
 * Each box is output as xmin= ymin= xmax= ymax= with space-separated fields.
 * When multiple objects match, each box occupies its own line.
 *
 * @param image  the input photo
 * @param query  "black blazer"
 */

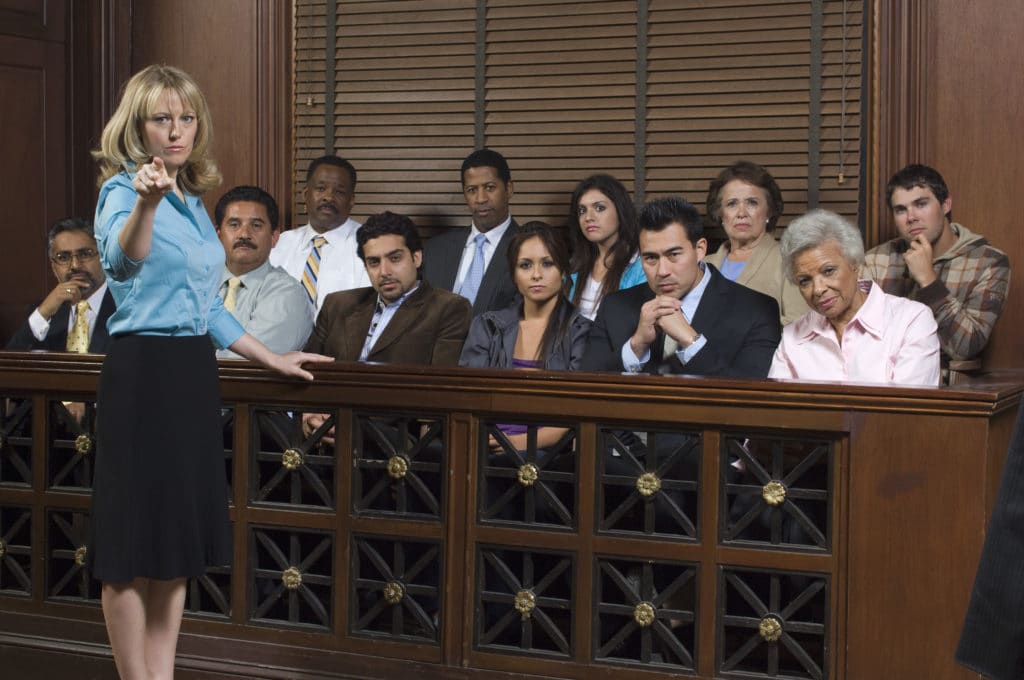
xmin=422 ymin=220 xmax=520 ymax=316
xmin=580 ymin=264 xmax=781 ymax=379
xmin=956 ymin=398 xmax=1024 ymax=679
xmin=5 ymin=289 xmax=116 ymax=353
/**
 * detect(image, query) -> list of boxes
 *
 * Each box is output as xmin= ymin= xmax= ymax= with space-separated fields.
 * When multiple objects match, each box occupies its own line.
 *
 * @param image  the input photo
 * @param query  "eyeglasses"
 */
xmin=51 ymin=248 xmax=98 ymax=266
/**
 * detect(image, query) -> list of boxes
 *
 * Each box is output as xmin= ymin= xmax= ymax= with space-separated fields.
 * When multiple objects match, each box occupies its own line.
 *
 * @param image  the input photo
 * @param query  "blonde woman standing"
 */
xmin=90 ymin=64 xmax=330 ymax=679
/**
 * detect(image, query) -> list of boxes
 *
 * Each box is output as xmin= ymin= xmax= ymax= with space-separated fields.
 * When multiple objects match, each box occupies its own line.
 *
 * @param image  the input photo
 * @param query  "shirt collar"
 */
xmin=223 ymin=260 xmax=272 ymax=288
xmin=468 ymin=215 xmax=513 ymax=246
xmin=374 ymin=281 xmax=421 ymax=311
xmin=302 ymin=218 xmax=359 ymax=245
xmin=797 ymin=279 xmax=882 ymax=343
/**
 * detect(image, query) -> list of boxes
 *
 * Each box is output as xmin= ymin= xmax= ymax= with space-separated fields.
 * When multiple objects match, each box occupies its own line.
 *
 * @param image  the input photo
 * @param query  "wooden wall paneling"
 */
xmin=925 ymin=0 xmax=1024 ymax=371
xmin=128 ymin=0 xmax=291 ymax=222
xmin=844 ymin=410 xmax=990 ymax=680
xmin=0 ymin=33 xmax=67 ymax=344
xmin=872 ymin=0 xmax=1023 ymax=371
xmin=869 ymin=0 xmax=929 ymax=245
xmin=0 ymin=0 xmax=65 ymax=41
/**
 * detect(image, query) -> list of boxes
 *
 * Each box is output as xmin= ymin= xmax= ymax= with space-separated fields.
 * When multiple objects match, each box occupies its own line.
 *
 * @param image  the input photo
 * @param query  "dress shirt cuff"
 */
xmin=28 ymin=309 xmax=50 ymax=341
xmin=676 ymin=334 xmax=707 ymax=364
xmin=621 ymin=341 xmax=649 ymax=373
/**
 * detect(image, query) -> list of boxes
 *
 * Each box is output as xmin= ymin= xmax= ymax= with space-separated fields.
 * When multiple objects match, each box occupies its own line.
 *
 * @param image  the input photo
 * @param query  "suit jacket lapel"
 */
xmin=343 ymin=290 xmax=377 ymax=359
xmin=47 ymin=304 xmax=71 ymax=351
xmin=368 ymin=283 xmax=428 ymax=358
xmin=439 ymin=230 xmax=467 ymax=289
xmin=88 ymin=290 xmax=116 ymax=352
xmin=690 ymin=265 xmax=727 ymax=334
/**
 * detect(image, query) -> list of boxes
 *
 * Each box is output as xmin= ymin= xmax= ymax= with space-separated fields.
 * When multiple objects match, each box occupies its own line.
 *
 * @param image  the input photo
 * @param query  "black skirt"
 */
xmin=89 ymin=334 xmax=231 ymax=582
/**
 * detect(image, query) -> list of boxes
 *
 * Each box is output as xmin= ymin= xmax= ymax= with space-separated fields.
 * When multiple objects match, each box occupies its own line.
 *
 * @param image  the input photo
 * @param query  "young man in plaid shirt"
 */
xmin=863 ymin=164 xmax=1010 ymax=367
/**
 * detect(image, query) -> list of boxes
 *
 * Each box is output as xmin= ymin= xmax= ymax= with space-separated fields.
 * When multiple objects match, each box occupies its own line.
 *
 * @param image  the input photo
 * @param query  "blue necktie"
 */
xmin=459 ymin=234 xmax=488 ymax=305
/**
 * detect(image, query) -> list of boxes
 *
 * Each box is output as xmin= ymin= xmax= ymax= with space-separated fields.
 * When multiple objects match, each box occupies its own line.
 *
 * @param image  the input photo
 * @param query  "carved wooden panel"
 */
xmin=598 ymin=426 xmax=701 ymax=539
xmin=478 ymin=420 xmax=577 ymax=528
xmin=46 ymin=400 xmax=96 ymax=490
xmin=250 ymin=408 xmax=336 ymax=510
xmin=351 ymin=533 xmax=442 ymax=643
xmin=0 ymin=504 xmax=31 ymax=596
xmin=718 ymin=567 xmax=829 ymax=680
xmin=593 ymin=556 xmax=698 ymax=670
xmin=353 ymin=413 xmax=446 ymax=520
xmin=475 ymin=546 xmax=575 ymax=658
xmin=249 ymin=526 xmax=333 ymax=630
xmin=46 ymin=508 xmax=98 ymax=602
xmin=0 ymin=397 xmax=32 ymax=486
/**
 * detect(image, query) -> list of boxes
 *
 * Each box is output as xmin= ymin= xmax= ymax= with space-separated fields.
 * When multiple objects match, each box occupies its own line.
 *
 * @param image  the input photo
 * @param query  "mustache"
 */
xmin=317 ymin=201 xmax=338 ymax=211
xmin=232 ymin=238 xmax=257 ymax=249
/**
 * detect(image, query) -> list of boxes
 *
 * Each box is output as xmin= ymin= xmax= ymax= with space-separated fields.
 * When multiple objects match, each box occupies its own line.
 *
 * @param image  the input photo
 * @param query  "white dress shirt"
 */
xmin=269 ymin=219 xmax=369 ymax=312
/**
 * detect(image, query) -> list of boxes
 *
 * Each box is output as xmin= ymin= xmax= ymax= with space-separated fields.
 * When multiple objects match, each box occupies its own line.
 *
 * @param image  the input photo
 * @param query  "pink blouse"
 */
xmin=769 ymin=280 xmax=940 ymax=386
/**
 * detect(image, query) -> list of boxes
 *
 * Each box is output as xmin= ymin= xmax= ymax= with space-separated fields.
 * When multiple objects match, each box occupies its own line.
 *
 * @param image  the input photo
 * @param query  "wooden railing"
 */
xmin=0 ymin=353 xmax=1020 ymax=680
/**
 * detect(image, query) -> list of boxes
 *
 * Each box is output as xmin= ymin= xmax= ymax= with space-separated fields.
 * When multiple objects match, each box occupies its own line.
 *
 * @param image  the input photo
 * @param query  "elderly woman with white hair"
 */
xmin=768 ymin=209 xmax=940 ymax=385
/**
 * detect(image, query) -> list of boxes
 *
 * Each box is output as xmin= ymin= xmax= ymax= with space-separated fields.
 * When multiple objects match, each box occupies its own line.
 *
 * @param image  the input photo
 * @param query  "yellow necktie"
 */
xmin=66 ymin=300 xmax=91 ymax=353
xmin=224 ymin=276 xmax=242 ymax=311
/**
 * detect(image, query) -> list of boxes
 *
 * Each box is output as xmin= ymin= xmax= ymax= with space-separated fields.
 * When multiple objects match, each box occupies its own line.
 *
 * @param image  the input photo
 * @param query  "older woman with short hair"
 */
xmin=768 ymin=209 xmax=940 ymax=385
xmin=705 ymin=160 xmax=808 ymax=324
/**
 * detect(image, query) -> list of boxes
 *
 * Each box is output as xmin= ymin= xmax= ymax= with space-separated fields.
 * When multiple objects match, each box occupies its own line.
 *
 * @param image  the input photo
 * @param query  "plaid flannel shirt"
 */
xmin=862 ymin=223 xmax=1010 ymax=361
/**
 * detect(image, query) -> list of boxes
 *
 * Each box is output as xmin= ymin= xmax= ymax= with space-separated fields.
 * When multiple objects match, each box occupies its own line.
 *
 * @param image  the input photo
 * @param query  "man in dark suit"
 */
xmin=422 ymin=148 xmax=519 ymax=315
xmin=6 ymin=217 xmax=115 ymax=353
xmin=582 ymin=196 xmax=781 ymax=378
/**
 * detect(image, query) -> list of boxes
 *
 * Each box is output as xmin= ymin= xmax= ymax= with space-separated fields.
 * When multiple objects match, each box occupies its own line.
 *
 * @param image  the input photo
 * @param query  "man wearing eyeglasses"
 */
xmin=6 ymin=217 xmax=115 ymax=353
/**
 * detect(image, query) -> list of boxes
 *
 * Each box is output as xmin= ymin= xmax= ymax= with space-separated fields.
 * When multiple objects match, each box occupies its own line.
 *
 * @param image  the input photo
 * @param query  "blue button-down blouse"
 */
xmin=94 ymin=172 xmax=245 ymax=349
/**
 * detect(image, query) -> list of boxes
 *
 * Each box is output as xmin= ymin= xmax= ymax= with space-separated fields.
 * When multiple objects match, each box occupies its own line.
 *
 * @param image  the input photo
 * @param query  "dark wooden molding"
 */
xmin=255 ymin=0 xmax=293 ymax=226
xmin=869 ymin=0 xmax=930 ymax=245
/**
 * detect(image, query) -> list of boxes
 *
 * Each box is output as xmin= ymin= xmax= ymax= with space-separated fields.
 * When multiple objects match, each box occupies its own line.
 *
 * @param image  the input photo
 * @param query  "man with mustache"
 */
xmin=423 ymin=148 xmax=520 ymax=315
xmin=214 ymin=185 xmax=313 ymax=358
xmin=270 ymin=155 xmax=369 ymax=312
xmin=6 ymin=217 xmax=116 ymax=353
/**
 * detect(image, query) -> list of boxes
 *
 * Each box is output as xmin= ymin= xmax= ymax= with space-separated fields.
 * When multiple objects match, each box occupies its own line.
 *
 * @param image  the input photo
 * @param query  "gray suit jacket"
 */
xmin=422 ymin=220 xmax=520 ymax=315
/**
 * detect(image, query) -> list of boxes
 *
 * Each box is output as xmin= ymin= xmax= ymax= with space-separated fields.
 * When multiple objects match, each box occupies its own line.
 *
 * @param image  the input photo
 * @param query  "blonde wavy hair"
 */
xmin=93 ymin=64 xmax=221 ymax=195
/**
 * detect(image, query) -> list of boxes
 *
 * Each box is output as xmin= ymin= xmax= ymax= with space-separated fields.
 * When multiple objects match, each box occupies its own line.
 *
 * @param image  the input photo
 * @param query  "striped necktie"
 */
xmin=302 ymin=236 xmax=328 ymax=304
xmin=66 ymin=301 xmax=91 ymax=353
